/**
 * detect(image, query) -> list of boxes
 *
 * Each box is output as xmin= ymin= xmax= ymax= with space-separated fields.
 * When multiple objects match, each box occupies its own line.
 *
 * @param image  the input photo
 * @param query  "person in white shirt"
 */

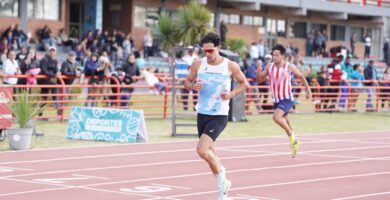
xmin=249 ymin=42 xmax=259 ymax=61
xmin=183 ymin=46 xmax=199 ymax=65
xmin=3 ymin=50 xmax=20 ymax=85
xmin=364 ymin=34 xmax=371 ymax=59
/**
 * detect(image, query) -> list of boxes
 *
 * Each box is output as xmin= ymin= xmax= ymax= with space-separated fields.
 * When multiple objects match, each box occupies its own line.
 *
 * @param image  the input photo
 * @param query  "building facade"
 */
xmin=1 ymin=0 xmax=390 ymax=59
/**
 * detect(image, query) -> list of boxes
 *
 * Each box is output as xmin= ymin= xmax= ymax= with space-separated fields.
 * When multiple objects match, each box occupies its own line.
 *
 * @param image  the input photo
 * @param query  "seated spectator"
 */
xmin=0 ymin=38 xmax=11 ymax=64
xmin=16 ymin=46 xmax=27 ymax=63
xmin=141 ymin=67 xmax=166 ymax=95
xmin=18 ymin=47 xmax=40 ymax=86
xmin=2 ymin=50 xmax=20 ymax=86
xmin=57 ymin=28 xmax=73 ymax=48
xmin=13 ymin=24 xmax=28 ymax=48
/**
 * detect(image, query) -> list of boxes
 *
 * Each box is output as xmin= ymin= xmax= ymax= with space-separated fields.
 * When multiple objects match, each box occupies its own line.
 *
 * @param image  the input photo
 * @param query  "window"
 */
xmin=331 ymin=25 xmax=346 ymax=41
xmin=242 ymin=15 xmax=263 ymax=26
xmin=229 ymin=14 xmax=240 ymax=24
xmin=253 ymin=16 xmax=263 ymax=26
xmin=220 ymin=13 xmax=240 ymax=24
xmin=27 ymin=0 xmax=61 ymax=20
xmin=350 ymin=26 xmax=364 ymax=42
xmin=289 ymin=22 xmax=307 ymax=38
xmin=267 ymin=19 xmax=286 ymax=37
xmin=0 ymin=0 xmax=18 ymax=17
xmin=134 ymin=6 xmax=159 ymax=28
xmin=243 ymin=16 xmax=253 ymax=26
xmin=311 ymin=23 xmax=327 ymax=33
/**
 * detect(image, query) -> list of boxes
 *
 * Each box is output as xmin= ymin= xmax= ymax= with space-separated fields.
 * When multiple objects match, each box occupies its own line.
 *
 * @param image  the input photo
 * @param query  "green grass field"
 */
xmin=1 ymin=112 xmax=389 ymax=151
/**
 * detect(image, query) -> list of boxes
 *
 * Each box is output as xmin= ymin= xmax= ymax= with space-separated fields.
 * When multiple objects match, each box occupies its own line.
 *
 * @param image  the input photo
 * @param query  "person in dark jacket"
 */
xmin=83 ymin=53 xmax=101 ymax=107
xmin=60 ymin=51 xmax=80 ymax=97
xmin=37 ymin=46 xmax=59 ymax=116
xmin=363 ymin=60 xmax=378 ymax=111
xmin=113 ymin=53 xmax=140 ymax=107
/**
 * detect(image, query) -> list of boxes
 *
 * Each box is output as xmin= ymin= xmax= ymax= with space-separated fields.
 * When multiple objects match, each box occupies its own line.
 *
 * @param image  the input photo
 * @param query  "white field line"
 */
xmin=4 ymin=145 xmax=390 ymax=179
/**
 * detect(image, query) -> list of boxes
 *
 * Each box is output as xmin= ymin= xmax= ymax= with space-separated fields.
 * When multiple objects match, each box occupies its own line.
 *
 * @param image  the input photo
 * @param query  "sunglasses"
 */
xmin=203 ymin=48 xmax=215 ymax=54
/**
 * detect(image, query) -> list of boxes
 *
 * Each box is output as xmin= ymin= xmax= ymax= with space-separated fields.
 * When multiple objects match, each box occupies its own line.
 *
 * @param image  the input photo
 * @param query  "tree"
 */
xmin=152 ymin=12 xmax=178 ymax=52
xmin=226 ymin=38 xmax=247 ymax=58
xmin=176 ymin=1 xmax=212 ymax=46
xmin=153 ymin=1 xmax=212 ymax=52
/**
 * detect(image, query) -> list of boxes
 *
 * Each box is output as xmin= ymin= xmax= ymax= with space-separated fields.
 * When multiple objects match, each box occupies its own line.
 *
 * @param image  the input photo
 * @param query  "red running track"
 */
xmin=0 ymin=131 xmax=389 ymax=200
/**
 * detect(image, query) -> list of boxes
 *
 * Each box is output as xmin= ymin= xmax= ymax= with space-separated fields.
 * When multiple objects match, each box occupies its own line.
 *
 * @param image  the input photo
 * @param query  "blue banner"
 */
xmin=67 ymin=107 xmax=147 ymax=143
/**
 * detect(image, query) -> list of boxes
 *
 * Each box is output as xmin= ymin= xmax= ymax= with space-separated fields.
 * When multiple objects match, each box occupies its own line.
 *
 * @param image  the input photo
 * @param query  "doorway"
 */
xmin=69 ymin=1 xmax=84 ymax=38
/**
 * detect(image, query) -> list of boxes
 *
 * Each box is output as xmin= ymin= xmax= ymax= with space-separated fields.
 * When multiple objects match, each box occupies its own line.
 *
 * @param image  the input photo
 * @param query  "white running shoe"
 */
xmin=217 ymin=178 xmax=231 ymax=200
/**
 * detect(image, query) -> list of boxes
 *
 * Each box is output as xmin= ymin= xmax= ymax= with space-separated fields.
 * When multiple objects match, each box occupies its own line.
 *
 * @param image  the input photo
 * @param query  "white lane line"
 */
xmin=0 ymin=187 xmax=73 ymax=197
xmin=237 ymin=194 xmax=279 ymax=200
xmin=80 ymin=156 xmax=390 ymax=188
xmin=2 ymin=137 xmax=388 ymax=166
xmin=151 ymin=183 xmax=191 ymax=190
xmin=0 ymin=130 xmax=386 ymax=154
xmin=0 ymin=177 xmax=165 ymax=199
xmin=166 ymin=172 xmax=390 ymax=198
xmin=1 ymin=133 xmax=389 ymax=166
xmin=332 ymin=191 xmax=390 ymax=200
xmin=72 ymin=174 xmax=109 ymax=180
xmin=4 ymin=145 xmax=390 ymax=179
xmin=0 ymin=166 xmax=34 ymax=171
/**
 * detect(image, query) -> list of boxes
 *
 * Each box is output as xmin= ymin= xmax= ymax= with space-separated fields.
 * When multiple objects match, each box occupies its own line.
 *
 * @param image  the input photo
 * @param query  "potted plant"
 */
xmin=5 ymin=89 xmax=49 ymax=150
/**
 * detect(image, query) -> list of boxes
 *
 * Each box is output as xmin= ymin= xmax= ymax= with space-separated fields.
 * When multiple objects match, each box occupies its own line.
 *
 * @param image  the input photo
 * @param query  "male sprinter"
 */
xmin=185 ymin=32 xmax=248 ymax=200
xmin=256 ymin=44 xmax=312 ymax=158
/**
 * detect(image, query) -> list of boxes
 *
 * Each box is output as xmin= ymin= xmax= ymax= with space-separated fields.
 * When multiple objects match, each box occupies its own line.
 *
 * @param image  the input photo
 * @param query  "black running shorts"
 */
xmin=197 ymin=113 xmax=228 ymax=141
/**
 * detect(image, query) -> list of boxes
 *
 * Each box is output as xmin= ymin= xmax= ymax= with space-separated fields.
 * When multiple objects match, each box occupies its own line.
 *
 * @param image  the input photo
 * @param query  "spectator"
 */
xmin=18 ymin=47 xmax=40 ymax=86
xmin=60 ymin=51 xmax=80 ymax=94
xmin=3 ymin=50 xmax=20 ymax=86
xmin=249 ymin=42 xmax=259 ymax=61
xmin=363 ymin=60 xmax=378 ymax=111
xmin=256 ymin=39 xmax=265 ymax=60
xmin=384 ymin=38 xmax=389 ymax=65
xmin=16 ymin=46 xmax=27 ymax=63
xmin=84 ymin=53 xmax=101 ymax=107
xmin=317 ymin=70 xmax=329 ymax=111
xmin=176 ymin=50 xmax=193 ymax=111
xmin=122 ymin=33 xmax=133 ymax=61
xmin=306 ymin=30 xmax=315 ymax=56
xmin=314 ymin=30 xmax=324 ymax=57
xmin=143 ymin=30 xmax=153 ymax=59
xmin=183 ymin=46 xmax=199 ymax=65
xmin=364 ymin=34 xmax=371 ymax=59
xmin=339 ymin=55 xmax=353 ymax=108
xmin=349 ymin=64 xmax=365 ymax=111
xmin=13 ymin=24 xmax=28 ymax=48
xmin=57 ymin=28 xmax=75 ymax=47
xmin=321 ymin=29 xmax=328 ymax=56
xmin=84 ymin=53 xmax=102 ymax=84
xmin=245 ymin=58 xmax=262 ymax=113
xmin=380 ymin=66 xmax=390 ymax=109
xmin=350 ymin=33 xmax=357 ymax=58
xmin=328 ymin=55 xmax=344 ymax=111
xmin=116 ymin=53 xmax=140 ymax=106
xmin=0 ymin=38 xmax=11 ymax=62
xmin=142 ymin=67 xmax=166 ymax=95
xmin=37 ymin=46 xmax=60 ymax=116
xmin=258 ymin=54 xmax=271 ymax=107
xmin=134 ymin=51 xmax=145 ymax=70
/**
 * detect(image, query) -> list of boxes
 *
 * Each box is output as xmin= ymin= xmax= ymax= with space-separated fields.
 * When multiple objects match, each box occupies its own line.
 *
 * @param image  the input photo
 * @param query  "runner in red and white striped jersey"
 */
xmin=257 ymin=44 xmax=312 ymax=158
